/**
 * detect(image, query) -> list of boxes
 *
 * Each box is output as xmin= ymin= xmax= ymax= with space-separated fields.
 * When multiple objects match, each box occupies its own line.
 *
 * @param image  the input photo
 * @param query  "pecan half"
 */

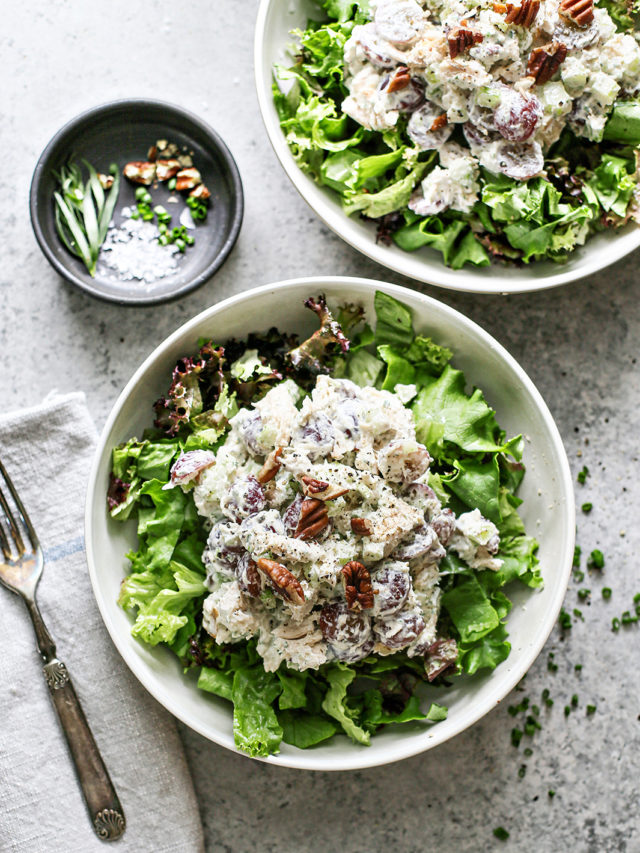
xmin=559 ymin=0 xmax=594 ymax=26
xmin=430 ymin=113 xmax=448 ymax=132
xmin=257 ymin=447 xmax=283 ymax=484
xmin=385 ymin=66 xmax=411 ymax=93
xmin=123 ymin=161 xmax=156 ymax=185
xmin=301 ymin=475 xmax=350 ymax=501
xmin=504 ymin=0 xmax=540 ymax=26
xmin=294 ymin=498 xmax=330 ymax=540
xmin=351 ymin=517 xmax=373 ymax=536
xmin=342 ymin=561 xmax=375 ymax=611
xmin=256 ymin=558 xmax=305 ymax=605
xmin=527 ymin=42 xmax=568 ymax=85
xmin=155 ymin=158 xmax=181 ymax=181
xmin=447 ymin=27 xmax=483 ymax=59
xmin=189 ymin=183 xmax=211 ymax=200
xmin=175 ymin=167 xmax=203 ymax=191
xmin=97 ymin=172 xmax=114 ymax=190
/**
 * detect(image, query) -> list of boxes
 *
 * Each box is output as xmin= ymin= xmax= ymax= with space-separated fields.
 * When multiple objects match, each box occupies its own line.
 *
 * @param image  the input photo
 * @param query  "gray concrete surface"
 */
xmin=2 ymin=2 xmax=639 ymax=851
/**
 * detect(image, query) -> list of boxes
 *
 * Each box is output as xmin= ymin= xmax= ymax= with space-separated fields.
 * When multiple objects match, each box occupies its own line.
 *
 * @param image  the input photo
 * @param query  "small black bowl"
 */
xmin=30 ymin=99 xmax=244 ymax=305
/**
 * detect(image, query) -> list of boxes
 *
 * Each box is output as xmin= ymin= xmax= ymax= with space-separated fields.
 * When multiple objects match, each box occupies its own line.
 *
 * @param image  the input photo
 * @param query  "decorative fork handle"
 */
xmin=27 ymin=599 xmax=126 ymax=842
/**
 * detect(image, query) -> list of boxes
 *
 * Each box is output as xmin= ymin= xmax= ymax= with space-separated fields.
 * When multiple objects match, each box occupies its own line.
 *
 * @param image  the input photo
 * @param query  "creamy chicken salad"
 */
xmin=109 ymin=293 xmax=541 ymax=756
xmin=274 ymin=0 xmax=640 ymax=268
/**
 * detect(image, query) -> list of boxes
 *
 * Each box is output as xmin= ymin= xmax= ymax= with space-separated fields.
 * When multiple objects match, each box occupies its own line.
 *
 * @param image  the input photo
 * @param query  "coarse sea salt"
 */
xmin=97 ymin=206 xmax=182 ymax=284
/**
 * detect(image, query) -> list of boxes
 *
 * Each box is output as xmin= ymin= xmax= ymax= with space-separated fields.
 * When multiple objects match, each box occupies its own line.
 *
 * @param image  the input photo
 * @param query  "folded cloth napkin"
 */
xmin=0 ymin=393 xmax=204 ymax=853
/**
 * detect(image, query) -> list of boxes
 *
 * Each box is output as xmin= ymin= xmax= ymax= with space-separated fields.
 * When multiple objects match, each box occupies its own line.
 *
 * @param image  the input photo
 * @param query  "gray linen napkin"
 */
xmin=0 ymin=392 xmax=204 ymax=853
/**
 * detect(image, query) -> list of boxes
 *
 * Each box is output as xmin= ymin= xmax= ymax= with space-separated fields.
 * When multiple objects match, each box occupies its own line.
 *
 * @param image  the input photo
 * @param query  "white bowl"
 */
xmin=254 ymin=0 xmax=640 ymax=294
xmin=85 ymin=277 xmax=574 ymax=770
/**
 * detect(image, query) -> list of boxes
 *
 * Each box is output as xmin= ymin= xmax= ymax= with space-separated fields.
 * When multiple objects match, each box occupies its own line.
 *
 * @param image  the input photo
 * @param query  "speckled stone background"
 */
xmin=2 ymin=2 xmax=639 ymax=851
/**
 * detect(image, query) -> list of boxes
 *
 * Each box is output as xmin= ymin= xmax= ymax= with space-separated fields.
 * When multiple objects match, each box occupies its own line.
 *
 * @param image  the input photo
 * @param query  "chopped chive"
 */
xmin=581 ymin=502 xmax=593 ymax=513
xmin=511 ymin=728 xmax=523 ymax=748
xmin=571 ymin=694 xmax=578 ymax=708
xmin=573 ymin=608 xmax=584 ymax=620
xmin=612 ymin=617 xmax=620 ymax=632
xmin=588 ymin=550 xmax=604 ymax=569
xmin=586 ymin=705 xmax=596 ymax=715
xmin=577 ymin=466 xmax=589 ymax=484
xmin=559 ymin=608 xmax=572 ymax=630
xmin=573 ymin=546 xmax=581 ymax=567
xmin=564 ymin=706 xmax=571 ymax=717
xmin=542 ymin=689 xmax=554 ymax=708
xmin=621 ymin=610 xmax=638 ymax=625
xmin=634 ymin=594 xmax=640 ymax=604
xmin=524 ymin=747 xmax=533 ymax=757
xmin=577 ymin=589 xmax=590 ymax=600
xmin=493 ymin=827 xmax=510 ymax=841
xmin=531 ymin=704 xmax=540 ymax=716
xmin=518 ymin=765 xmax=527 ymax=779
xmin=574 ymin=664 xmax=582 ymax=672
xmin=602 ymin=588 xmax=612 ymax=599
xmin=548 ymin=790 xmax=556 ymax=798
xmin=573 ymin=569 xmax=585 ymax=583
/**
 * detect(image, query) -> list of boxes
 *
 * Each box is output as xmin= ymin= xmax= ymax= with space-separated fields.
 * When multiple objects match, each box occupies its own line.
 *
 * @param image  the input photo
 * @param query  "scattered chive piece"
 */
xmin=573 ymin=608 xmax=584 ymax=621
xmin=508 ymin=706 xmax=518 ymax=717
xmin=524 ymin=716 xmax=541 ymax=736
xmin=493 ymin=828 xmax=510 ymax=841
xmin=612 ymin=617 xmax=620 ymax=632
xmin=634 ymin=594 xmax=640 ymax=604
xmin=548 ymin=790 xmax=556 ymax=799
xmin=588 ymin=550 xmax=604 ymax=569
xmin=577 ymin=466 xmax=589 ymax=484
xmin=574 ymin=664 xmax=583 ymax=672
xmin=564 ymin=705 xmax=571 ymax=717
xmin=581 ymin=502 xmax=593 ymax=513
xmin=571 ymin=694 xmax=579 ymax=708
xmin=574 ymin=569 xmax=585 ymax=583
xmin=573 ymin=546 xmax=581 ymax=567
xmin=511 ymin=728 xmax=523 ymax=748
xmin=547 ymin=654 xmax=558 ymax=673
xmin=531 ymin=704 xmax=540 ymax=716
xmin=586 ymin=705 xmax=596 ymax=715
xmin=524 ymin=747 xmax=533 ymax=757
xmin=621 ymin=610 xmax=638 ymax=625
xmin=577 ymin=589 xmax=590 ymax=600
xmin=559 ymin=608 xmax=572 ymax=630
xmin=518 ymin=765 xmax=527 ymax=779
xmin=542 ymin=689 xmax=554 ymax=708
xmin=602 ymin=588 xmax=612 ymax=599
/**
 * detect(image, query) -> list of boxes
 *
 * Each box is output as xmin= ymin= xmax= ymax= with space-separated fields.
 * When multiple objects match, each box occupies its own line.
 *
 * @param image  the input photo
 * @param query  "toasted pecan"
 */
xmin=342 ymin=561 xmax=375 ymax=611
xmin=447 ymin=27 xmax=483 ymax=59
xmin=175 ymin=167 xmax=202 ymax=191
xmin=300 ymin=475 xmax=350 ymax=501
xmin=123 ymin=161 xmax=156 ymax=185
xmin=257 ymin=447 xmax=283 ymax=484
xmin=430 ymin=113 xmax=448 ymax=132
xmin=559 ymin=0 xmax=594 ymax=26
xmin=527 ymin=42 xmax=567 ymax=85
xmin=256 ymin=558 xmax=305 ymax=605
xmin=351 ymin=517 xmax=373 ymax=536
xmin=386 ymin=66 xmax=411 ymax=93
xmin=294 ymin=498 xmax=330 ymax=540
xmin=504 ymin=0 xmax=540 ymax=26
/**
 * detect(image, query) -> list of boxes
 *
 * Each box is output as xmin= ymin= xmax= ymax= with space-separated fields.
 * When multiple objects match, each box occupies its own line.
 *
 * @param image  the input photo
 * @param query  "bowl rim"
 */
xmin=253 ymin=0 xmax=640 ymax=295
xmin=85 ymin=275 xmax=575 ymax=770
xmin=29 ymin=97 xmax=244 ymax=306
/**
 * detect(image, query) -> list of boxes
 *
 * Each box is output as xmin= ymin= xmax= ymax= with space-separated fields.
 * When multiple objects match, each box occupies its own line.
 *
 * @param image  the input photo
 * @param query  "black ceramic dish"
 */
xmin=30 ymin=99 xmax=244 ymax=305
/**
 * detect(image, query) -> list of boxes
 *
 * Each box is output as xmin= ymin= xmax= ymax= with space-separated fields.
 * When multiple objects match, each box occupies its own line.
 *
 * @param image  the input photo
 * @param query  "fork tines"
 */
xmin=0 ymin=459 xmax=37 ymax=560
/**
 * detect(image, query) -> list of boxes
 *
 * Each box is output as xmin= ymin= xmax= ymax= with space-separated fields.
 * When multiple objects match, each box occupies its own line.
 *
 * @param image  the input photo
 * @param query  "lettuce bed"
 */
xmin=272 ymin=0 xmax=640 ymax=269
xmin=108 ymin=292 xmax=541 ymax=757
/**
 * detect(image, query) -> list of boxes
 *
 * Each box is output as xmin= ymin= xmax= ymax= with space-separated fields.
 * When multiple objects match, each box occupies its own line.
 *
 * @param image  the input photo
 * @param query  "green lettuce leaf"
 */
xmin=377 ymin=345 xmax=416 ymax=391
xmin=279 ymin=710 xmax=338 ymax=748
xmin=232 ymin=666 xmax=283 ymax=757
xmin=321 ymin=663 xmax=370 ymax=745
xmin=458 ymin=622 xmax=511 ymax=675
xmin=198 ymin=667 xmax=234 ymax=702
xmin=373 ymin=291 xmax=414 ymax=350
xmin=412 ymin=366 xmax=506 ymax=456
xmin=443 ymin=456 xmax=501 ymax=524
xmin=442 ymin=576 xmax=500 ymax=643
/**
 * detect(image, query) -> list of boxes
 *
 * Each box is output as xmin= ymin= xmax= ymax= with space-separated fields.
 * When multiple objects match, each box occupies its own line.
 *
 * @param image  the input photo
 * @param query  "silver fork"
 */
xmin=0 ymin=459 xmax=126 ymax=842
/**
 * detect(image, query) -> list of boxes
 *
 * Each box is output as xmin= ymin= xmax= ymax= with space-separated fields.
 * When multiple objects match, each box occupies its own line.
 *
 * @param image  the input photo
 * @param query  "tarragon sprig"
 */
xmin=52 ymin=159 xmax=120 ymax=276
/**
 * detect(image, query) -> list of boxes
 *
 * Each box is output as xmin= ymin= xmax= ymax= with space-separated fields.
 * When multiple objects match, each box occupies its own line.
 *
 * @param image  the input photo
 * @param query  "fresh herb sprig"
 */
xmin=52 ymin=159 xmax=120 ymax=276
